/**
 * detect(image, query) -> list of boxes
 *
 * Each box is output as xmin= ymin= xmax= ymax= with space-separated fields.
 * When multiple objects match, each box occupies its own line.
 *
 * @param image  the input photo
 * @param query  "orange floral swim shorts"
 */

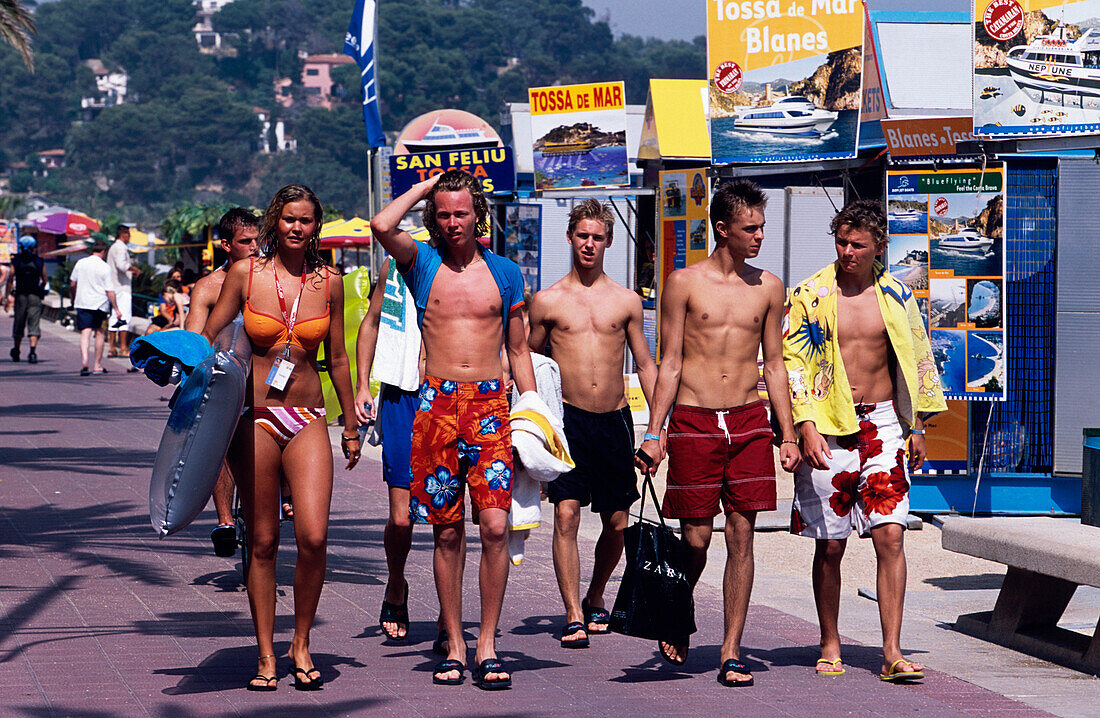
xmin=409 ymin=375 xmax=513 ymax=525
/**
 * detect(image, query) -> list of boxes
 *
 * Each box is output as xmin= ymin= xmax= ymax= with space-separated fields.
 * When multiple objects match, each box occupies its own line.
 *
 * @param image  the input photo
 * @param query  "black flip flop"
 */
xmin=560 ymin=621 xmax=589 ymax=649
xmin=245 ymin=673 xmax=277 ymax=692
xmin=471 ymin=658 xmax=511 ymax=690
xmin=582 ymin=597 xmax=611 ymax=634
xmin=658 ymin=638 xmax=689 ymax=666
xmin=379 ymin=580 xmax=409 ymax=641
xmin=432 ymin=659 xmax=465 ymax=686
xmin=717 ymin=658 xmax=754 ymax=687
xmin=289 ymin=663 xmax=323 ymax=691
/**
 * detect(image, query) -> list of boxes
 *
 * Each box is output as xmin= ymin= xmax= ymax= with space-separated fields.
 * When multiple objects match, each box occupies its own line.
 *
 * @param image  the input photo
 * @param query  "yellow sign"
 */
xmin=639 ymin=80 xmax=711 ymax=160
xmin=528 ymin=81 xmax=629 ymax=190
xmin=528 ymin=82 xmax=625 ymax=115
xmin=624 ymin=373 xmax=650 ymax=426
xmin=882 ymin=117 xmax=976 ymax=157
xmin=708 ymin=0 xmax=864 ymax=74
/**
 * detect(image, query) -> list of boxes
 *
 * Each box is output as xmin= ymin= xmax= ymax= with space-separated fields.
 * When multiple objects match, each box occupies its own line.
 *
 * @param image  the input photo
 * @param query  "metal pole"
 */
xmin=371 ymin=148 xmax=383 ymax=281
xmin=365 ymin=146 xmax=374 ymax=279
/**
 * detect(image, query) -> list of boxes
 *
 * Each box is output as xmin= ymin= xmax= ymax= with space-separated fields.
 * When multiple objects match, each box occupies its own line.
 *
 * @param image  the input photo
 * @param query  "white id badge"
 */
xmin=265 ymin=356 xmax=295 ymax=390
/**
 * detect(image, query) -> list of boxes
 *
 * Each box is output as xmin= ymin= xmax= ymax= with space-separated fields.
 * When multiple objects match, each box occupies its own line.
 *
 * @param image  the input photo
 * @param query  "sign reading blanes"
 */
xmin=707 ymin=0 xmax=864 ymax=164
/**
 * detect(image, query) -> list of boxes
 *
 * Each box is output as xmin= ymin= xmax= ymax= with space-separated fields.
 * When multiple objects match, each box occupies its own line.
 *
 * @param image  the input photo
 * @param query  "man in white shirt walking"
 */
xmin=70 ymin=239 xmax=121 ymax=376
xmin=106 ymin=224 xmax=140 ymax=360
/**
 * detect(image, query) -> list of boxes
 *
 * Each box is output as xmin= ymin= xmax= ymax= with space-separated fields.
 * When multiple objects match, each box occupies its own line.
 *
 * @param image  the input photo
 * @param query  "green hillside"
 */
xmin=0 ymin=0 xmax=704 ymax=219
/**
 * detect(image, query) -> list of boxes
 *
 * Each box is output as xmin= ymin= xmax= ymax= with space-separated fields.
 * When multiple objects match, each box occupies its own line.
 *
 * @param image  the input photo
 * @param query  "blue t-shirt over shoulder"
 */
xmin=398 ymin=240 xmax=525 ymax=331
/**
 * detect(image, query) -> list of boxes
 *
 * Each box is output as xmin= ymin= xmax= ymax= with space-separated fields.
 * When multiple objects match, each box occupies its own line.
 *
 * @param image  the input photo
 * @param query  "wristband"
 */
xmin=910 ymin=429 xmax=926 ymax=435
xmin=780 ymin=439 xmax=798 ymax=445
xmin=642 ymin=432 xmax=661 ymax=443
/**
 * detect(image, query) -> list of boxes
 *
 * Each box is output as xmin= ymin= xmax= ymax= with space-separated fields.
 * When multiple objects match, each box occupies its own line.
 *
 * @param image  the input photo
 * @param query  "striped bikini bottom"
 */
xmin=254 ymin=406 xmax=327 ymax=448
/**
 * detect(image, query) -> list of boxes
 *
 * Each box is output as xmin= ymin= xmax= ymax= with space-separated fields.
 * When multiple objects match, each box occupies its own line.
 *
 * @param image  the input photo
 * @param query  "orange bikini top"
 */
xmin=242 ymin=258 xmax=331 ymax=351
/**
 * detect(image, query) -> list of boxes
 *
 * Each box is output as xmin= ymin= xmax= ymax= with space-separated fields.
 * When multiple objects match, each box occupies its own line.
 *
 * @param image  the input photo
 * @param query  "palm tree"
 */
xmin=0 ymin=194 xmax=25 ymax=218
xmin=0 ymin=0 xmax=35 ymax=72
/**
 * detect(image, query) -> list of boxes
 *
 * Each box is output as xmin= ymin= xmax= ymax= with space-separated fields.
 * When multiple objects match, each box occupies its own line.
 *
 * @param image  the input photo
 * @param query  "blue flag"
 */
xmin=344 ymin=0 xmax=386 ymax=147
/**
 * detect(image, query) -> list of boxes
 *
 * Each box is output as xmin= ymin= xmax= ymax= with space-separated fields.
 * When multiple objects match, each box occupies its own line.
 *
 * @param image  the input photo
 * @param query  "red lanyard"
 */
xmin=272 ymin=262 xmax=305 ymax=354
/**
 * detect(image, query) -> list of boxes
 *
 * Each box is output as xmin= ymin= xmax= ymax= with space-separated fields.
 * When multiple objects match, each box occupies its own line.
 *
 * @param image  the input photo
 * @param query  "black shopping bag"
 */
xmin=609 ymin=469 xmax=696 ymax=643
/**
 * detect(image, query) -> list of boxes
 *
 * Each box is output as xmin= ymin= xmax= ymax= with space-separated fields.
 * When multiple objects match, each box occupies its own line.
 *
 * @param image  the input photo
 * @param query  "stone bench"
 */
xmin=941 ymin=516 xmax=1100 ymax=675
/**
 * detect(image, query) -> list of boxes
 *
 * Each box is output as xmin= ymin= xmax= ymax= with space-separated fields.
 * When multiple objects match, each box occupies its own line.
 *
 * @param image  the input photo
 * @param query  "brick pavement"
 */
xmin=0 ymin=316 xmax=1052 ymax=716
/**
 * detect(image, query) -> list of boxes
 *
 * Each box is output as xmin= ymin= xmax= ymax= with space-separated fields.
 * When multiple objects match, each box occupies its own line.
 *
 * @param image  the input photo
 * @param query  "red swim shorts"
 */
xmin=662 ymin=400 xmax=777 ymax=519
xmin=409 ymin=375 xmax=513 ymax=525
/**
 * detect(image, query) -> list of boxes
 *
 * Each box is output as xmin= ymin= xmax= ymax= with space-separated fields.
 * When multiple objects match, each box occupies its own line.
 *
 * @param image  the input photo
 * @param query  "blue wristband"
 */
xmin=643 ymin=432 xmax=661 ymax=443
xmin=910 ymin=429 xmax=926 ymax=435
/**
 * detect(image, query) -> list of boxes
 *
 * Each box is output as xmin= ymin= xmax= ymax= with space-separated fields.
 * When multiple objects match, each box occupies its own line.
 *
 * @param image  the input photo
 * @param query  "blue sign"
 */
xmin=389 ymin=147 xmax=515 ymax=199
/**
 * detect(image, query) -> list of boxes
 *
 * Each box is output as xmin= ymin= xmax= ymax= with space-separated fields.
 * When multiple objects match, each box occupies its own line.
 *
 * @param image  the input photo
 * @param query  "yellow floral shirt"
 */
xmin=783 ymin=261 xmax=946 ymax=437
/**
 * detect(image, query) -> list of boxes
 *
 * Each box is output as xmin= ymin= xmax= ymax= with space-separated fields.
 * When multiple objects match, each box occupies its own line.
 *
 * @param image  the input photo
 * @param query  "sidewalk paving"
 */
xmin=0 ymin=316 xmax=1091 ymax=716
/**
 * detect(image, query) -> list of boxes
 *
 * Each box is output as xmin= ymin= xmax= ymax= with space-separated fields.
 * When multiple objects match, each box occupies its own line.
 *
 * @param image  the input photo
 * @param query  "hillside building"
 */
xmin=193 ymin=0 xmax=239 ymax=55
xmin=80 ymin=60 xmax=127 ymax=118
xmin=301 ymin=54 xmax=353 ymax=109
xmin=252 ymin=108 xmax=296 ymax=153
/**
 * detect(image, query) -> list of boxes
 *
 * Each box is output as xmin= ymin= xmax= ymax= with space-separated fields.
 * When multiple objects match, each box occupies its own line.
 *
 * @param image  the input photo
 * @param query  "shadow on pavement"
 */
xmin=156 ymin=644 xmax=368 ymax=696
xmin=923 ymin=573 xmax=1004 ymax=591
xmin=0 ymin=575 xmax=83 ymax=663
xmin=1 ymin=446 xmax=155 ymax=476
xmin=0 ymin=401 xmax=167 ymax=422
xmin=510 ymin=613 xmax=562 ymax=639
xmin=0 ymin=503 xmax=174 ymax=586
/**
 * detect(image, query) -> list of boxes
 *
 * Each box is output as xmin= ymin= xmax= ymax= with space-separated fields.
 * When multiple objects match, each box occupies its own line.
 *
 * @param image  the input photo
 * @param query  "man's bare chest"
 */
xmin=427 ymin=264 xmax=501 ymax=321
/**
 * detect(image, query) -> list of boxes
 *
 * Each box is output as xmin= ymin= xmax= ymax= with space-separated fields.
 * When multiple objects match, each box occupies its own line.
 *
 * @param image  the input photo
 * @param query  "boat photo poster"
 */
xmin=707 ymin=0 xmax=864 ymax=164
xmin=528 ymin=82 xmax=629 ymax=191
xmin=504 ymin=203 xmax=542 ymax=297
xmin=886 ymin=166 xmax=1007 ymax=401
xmin=975 ymin=0 xmax=1100 ymax=137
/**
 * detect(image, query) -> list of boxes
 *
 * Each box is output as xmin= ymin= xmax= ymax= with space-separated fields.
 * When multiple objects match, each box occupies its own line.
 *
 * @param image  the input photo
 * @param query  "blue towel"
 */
xmin=130 ymin=330 xmax=213 ymax=386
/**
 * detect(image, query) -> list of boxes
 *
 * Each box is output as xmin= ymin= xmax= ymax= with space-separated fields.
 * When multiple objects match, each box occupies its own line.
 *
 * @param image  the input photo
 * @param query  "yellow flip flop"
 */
xmin=815 ymin=658 xmax=845 ymax=675
xmin=879 ymin=659 xmax=924 ymax=681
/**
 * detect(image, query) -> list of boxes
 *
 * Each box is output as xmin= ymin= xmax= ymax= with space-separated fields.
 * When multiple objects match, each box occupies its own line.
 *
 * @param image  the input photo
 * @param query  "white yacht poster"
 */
xmin=504 ymin=203 xmax=542 ymax=296
xmin=528 ymin=82 xmax=628 ymax=191
xmin=707 ymin=0 xmax=864 ymax=164
xmin=975 ymin=0 xmax=1100 ymax=137
xmin=886 ymin=166 xmax=1007 ymax=401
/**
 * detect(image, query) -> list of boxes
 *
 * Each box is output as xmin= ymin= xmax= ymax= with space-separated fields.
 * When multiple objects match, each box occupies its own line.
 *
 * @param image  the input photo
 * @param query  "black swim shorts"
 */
xmin=548 ymin=403 xmax=639 ymax=514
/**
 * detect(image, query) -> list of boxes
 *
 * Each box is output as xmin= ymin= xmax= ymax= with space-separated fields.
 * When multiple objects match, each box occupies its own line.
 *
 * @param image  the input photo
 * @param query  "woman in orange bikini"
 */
xmin=203 ymin=184 xmax=360 ymax=691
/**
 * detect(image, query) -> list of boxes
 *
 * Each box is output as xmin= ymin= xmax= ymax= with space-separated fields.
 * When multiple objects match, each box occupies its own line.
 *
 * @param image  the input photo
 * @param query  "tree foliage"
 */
xmin=0 ymin=0 xmax=35 ymax=71
xmin=1 ymin=0 xmax=705 ymax=213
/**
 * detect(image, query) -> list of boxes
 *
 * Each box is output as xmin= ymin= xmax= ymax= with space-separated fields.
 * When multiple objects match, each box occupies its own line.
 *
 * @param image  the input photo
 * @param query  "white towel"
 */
xmin=507 ymin=390 xmax=573 ymax=565
xmin=372 ymin=260 xmax=421 ymax=392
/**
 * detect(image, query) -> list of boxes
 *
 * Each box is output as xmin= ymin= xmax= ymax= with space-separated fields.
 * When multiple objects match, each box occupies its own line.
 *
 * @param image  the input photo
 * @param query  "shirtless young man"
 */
xmin=637 ymin=180 xmax=801 ymax=686
xmin=784 ymin=200 xmax=945 ymax=681
xmin=527 ymin=199 xmax=658 ymax=649
xmin=371 ymin=170 xmax=536 ymax=689
xmin=185 ymin=208 xmax=260 ymax=557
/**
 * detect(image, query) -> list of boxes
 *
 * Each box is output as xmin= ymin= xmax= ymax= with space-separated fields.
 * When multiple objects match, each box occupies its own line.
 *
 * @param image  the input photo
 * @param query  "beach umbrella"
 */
xmin=128 ymin=228 xmax=165 ymax=253
xmin=34 ymin=211 xmax=99 ymax=237
xmin=318 ymin=217 xmax=372 ymax=248
xmin=42 ymin=239 xmax=92 ymax=257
